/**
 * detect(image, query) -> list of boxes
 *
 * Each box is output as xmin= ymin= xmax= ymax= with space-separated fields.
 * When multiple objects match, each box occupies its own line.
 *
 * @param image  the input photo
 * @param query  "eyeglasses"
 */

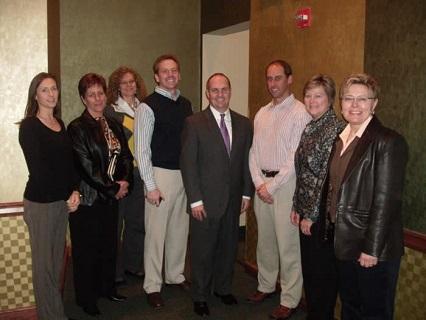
xmin=120 ymin=79 xmax=135 ymax=86
xmin=341 ymin=95 xmax=376 ymax=104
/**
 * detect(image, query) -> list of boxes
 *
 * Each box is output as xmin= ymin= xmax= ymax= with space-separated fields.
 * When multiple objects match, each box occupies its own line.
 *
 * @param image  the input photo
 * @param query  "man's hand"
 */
xmin=290 ymin=210 xmax=300 ymax=226
xmin=241 ymin=198 xmax=251 ymax=214
xmin=191 ymin=205 xmax=207 ymax=221
xmin=146 ymin=189 xmax=164 ymax=207
xmin=256 ymin=183 xmax=273 ymax=204
xmin=358 ymin=252 xmax=378 ymax=268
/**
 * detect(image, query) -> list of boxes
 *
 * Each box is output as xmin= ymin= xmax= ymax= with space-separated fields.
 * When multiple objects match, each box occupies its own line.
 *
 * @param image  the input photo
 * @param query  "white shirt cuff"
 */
xmin=190 ymin=200 xmax=203 ymax=208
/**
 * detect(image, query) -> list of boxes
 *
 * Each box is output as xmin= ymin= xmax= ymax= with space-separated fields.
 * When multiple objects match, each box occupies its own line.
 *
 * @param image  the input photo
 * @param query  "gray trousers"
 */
xmin=23 ymin=199 xmax=68 ymax=320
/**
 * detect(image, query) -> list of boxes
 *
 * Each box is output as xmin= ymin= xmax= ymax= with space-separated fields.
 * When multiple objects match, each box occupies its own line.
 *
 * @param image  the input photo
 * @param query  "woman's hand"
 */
xmin=300 ymin=218 xmax=313 ymax=236
xmin=290 ymin=210 xmax=300 ymax=226
xmin=358 ymin=252 xmax=378 ymax=268
xmin=67 ymin=191 xmax=80 ymax=213
xmin=115 ymin=180 xmax=129 ymax=199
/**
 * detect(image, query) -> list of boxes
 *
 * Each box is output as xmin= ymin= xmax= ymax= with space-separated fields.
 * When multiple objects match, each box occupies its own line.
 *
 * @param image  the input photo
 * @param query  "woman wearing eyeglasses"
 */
xmin=106 ymin=66 xmax=147 ymax=283
xmin=328 ymin=73 xmax=408 ymax=319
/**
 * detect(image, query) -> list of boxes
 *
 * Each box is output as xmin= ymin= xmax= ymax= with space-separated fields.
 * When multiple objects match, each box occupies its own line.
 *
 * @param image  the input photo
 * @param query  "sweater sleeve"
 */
xmin=19 ymin=119 xmax=47 ymax=189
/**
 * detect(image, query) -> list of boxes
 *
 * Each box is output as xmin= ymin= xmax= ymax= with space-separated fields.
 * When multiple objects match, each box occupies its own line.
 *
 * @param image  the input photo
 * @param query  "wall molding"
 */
xmin=0 ymin=306 xmax=36 ymax=320
xmin=404 ymin=229 xmax=426 ymax=253
xmin=0 ymin=202 xmax=23 ymax=216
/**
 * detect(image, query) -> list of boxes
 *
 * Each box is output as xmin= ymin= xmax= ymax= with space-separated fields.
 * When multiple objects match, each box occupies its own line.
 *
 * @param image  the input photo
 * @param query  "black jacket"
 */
xmin=332 ymin=116 xmax=408 ymax=261
xmin=68 ymin=110 xmax=133 ymax=206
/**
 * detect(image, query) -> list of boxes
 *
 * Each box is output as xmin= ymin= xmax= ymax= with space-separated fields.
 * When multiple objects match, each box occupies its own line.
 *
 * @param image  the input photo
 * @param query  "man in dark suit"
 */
xmin=180 ymin=73 xmax=254 ymax=317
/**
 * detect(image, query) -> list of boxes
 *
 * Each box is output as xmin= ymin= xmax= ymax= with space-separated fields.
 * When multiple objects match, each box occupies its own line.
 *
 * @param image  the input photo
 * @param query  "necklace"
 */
xmin=37 ymin=114 xmax=61 ymax=132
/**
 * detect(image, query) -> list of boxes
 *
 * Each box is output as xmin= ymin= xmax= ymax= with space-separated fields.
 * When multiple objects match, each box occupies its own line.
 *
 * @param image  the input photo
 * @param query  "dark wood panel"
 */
xmin=201 ymin=0 xmax=250 ymax=33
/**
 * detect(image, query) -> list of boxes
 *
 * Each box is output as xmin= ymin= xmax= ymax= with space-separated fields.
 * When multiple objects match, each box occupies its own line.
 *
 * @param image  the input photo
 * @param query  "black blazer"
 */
xmin=180 ymin=107 xmax=254 ymax=217
xmin=333 ymin=116 xmax=408 ymax=261
xmin=68 ymin=109 xmax=133 ymax=205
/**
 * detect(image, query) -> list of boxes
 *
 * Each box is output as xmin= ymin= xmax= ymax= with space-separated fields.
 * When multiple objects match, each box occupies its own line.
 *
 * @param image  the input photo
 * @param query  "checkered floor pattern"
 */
xmin=395 ymin=247 xmax=426 ymax=319
xmin=0 ymin=216 xmax=35 ymax=310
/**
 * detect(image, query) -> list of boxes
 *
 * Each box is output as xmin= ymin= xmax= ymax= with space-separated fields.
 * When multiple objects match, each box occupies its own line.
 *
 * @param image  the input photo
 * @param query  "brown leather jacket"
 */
xmin=332 ymin=116 xmax=408 ymax=261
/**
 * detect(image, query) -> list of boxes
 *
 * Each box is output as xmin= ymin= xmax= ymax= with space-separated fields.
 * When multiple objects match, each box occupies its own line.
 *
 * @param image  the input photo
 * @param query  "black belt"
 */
xmin=261 ymin=170 xmax=279 ymax=177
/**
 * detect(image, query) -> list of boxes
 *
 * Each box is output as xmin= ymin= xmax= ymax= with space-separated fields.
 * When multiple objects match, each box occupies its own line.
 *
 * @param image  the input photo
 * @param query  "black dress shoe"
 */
xmin=124 ymin=269 xmax=145 ymax=279
xmin=115 ymin=276 xmax=127 ymax=286
xmin=194 ymin=301 xmax=210 ymax=317
xmin=107 ymin=293 xmax=127 ymax=302
xmin=214 ymin=292 xmax=238 ymax=305
xmin=82 ymin=304 xmax=101 ymax=316
xmin=165 ymin=280 xmax=191 ymax=291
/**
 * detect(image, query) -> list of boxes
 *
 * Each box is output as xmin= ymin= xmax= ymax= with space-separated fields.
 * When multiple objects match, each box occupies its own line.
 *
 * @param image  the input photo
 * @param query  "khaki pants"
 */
xmin=254 ymin=176 xmax=303 ymax=308
xmin=143 ymin=167 xmax=189 ymax=293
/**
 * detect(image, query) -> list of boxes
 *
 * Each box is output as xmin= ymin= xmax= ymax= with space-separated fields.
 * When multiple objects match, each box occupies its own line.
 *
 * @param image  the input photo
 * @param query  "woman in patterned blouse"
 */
xmin=290 ymin=74 xmax=345 ymax=320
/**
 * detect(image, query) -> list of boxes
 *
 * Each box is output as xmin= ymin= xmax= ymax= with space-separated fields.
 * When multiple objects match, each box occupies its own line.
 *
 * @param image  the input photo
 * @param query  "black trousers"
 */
xmin=116 ymin=168 xmax=145 ymax=277
xmin=337 ymin=258 xmax=401 ymax=320
xmin=69 ymin=199 xmax=118 ymax=307
xmin=300 ymin=223 xmax=337 ymax=320
xmin=190 ymin=203 xmax=240 ymax=302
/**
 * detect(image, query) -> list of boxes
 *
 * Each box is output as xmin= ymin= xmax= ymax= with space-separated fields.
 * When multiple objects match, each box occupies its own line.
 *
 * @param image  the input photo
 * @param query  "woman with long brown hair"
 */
xmin=19 ymin=72 xmax=80 ymax=320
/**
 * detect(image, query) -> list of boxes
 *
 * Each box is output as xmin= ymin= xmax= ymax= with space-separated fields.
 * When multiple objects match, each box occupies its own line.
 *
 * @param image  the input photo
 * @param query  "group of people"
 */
xmin=19 ymin=54 xmax=408 ymax=320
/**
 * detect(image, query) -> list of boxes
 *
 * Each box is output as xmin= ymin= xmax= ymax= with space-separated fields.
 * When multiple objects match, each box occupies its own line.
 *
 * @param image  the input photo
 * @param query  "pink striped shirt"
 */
xmin=249 ymin=94 xmax=311 ymax=194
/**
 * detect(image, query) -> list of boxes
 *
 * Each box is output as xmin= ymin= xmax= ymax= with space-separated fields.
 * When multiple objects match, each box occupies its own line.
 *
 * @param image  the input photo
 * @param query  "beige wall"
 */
xmin=0 ymin=0 xmax=48 ymax=202
xmin=60 ymin=0 xmax=201 ymax=124
xmin=202 ymin=26 xmax=249 ymax=115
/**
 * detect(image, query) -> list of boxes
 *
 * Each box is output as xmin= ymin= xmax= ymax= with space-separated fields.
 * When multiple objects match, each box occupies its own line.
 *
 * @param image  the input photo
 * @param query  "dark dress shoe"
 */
xmin=125 ymin=269 xmax=145 ymax=279
xmin=115 ymin=277 xmax=127 ymax=286
xmin=166 ymin=280 xmax=191 ymax=291
xmin=246 ymin=290 xmax=275 ymax=304
xmin=82 ymin=304 xmax=101 ymax=316
xmin=107 ymin=293 xmax=127 ymax=302
xmin=214 ymin=292 xmax=238 ymax=305
xmin=194 ymin=301 xmax=210 ymax=317
xmin=147 ymin=292 xmax=164 ymax=308
xmin=269 ymin=304 xmax=295 ymax=319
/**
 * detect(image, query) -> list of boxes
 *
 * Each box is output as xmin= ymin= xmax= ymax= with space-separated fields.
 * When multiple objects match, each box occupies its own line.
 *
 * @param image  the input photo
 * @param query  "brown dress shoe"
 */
xmin=269 ymin=304 xmax=295 ymax=320
xmin=246 ymin=290 xmax=274 ymax=304
xmin=146 ymin=292 xmax=164 ymax=309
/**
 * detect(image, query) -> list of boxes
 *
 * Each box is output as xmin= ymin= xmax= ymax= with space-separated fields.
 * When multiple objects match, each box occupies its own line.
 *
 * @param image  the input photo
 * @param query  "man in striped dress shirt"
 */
xmin=134 ymin=54 xmax=193 ymax=309
xmin=247 ymin=60 xmax=311 ymax=320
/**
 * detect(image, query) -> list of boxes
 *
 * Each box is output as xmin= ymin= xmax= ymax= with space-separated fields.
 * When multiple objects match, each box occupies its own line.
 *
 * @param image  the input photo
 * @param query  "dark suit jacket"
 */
xmin=180 ymin=107 xmax=254 ymax=217
xmin=333 ymin=116 xmax=408 ymax=261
